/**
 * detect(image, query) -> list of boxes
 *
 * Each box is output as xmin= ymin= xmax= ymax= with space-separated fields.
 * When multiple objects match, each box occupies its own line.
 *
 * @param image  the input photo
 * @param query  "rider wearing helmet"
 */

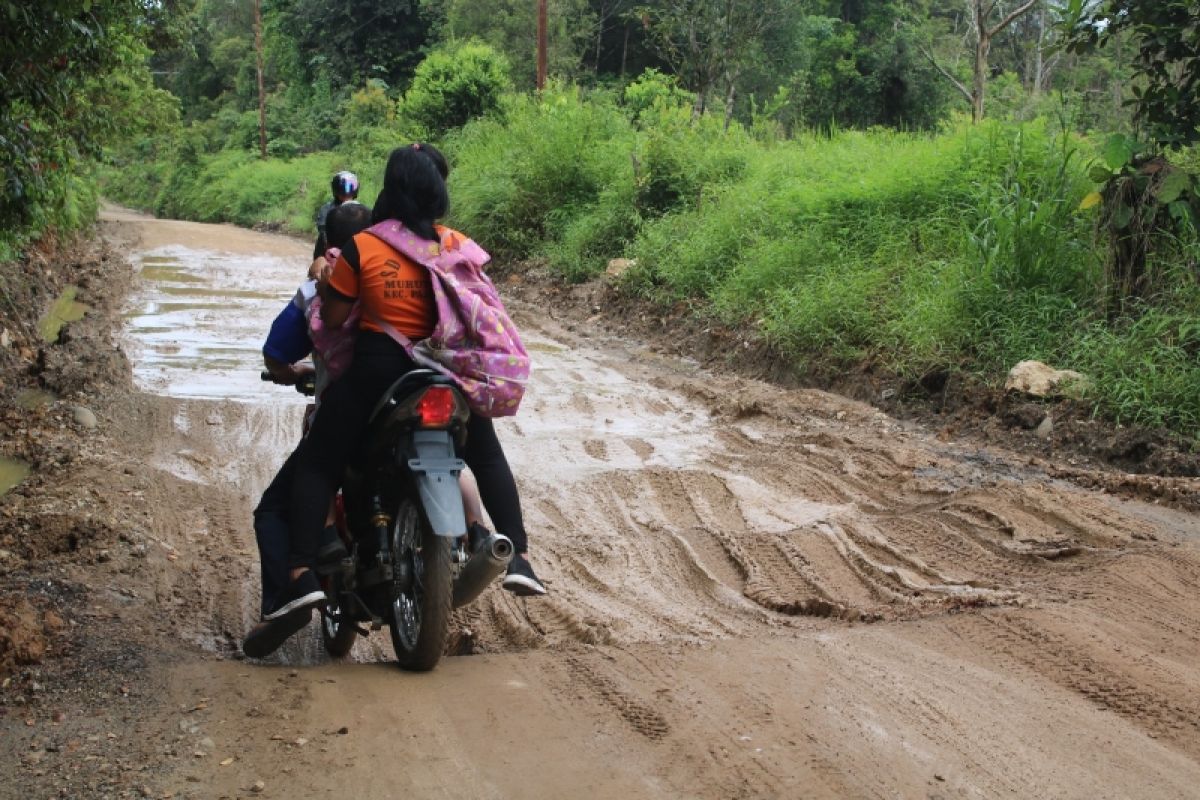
xmin=313 ymin=171 xmax=359 ymax=259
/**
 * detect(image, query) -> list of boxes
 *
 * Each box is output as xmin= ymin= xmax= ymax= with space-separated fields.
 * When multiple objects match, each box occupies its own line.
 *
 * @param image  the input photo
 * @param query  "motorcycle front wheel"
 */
xmin=388 ymin=497 xmax=453 ymax=671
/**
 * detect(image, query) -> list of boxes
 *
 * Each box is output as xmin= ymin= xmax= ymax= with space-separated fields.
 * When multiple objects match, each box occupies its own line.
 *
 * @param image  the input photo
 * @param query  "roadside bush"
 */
xmin=446 ymin=86 xmax=634 ymax=261
xmin=622 ymin=69 xmax=694 ymax=122
xmin=343 ymin=81 xmax=394 ymax=137
xmin=401 ymin=41 xmax=512 ymax=136
xmin=267 ymin=138 xmax=301 ymax=160
xmin=629 ymin=122 xmax=1108 ymax=381
xmin=145 ymin=149 xmax=350 ymax=233
xmin=633 ymin=104 xmax=749 ymax=217
xmin=544 ymin=182 xmax=640 ymax=281
xmin=1072 ymin=302 xmax=1200 ymax=435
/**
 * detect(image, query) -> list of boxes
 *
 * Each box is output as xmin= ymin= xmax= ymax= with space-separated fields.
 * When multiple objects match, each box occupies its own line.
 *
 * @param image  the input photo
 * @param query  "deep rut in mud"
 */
xmin=27 ymin=208 xmax=1200 ymax=799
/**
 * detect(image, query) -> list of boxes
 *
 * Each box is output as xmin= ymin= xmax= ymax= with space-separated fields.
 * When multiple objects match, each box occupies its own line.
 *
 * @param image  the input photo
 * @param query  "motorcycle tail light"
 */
xmin=416 ymin=386 xmax=455 ymax=428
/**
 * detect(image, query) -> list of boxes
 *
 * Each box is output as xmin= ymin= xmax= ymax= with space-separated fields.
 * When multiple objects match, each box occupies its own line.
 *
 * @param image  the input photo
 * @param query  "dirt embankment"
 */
xmin=2 ymin=211 xmax=1200 ymax=800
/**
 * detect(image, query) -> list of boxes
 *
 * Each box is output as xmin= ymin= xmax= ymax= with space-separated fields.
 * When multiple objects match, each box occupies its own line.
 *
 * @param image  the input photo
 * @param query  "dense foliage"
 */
xmin=6 ymin=0 xmax=1199 ymax=437
xmin=1064 ymin=0 xmax=1200 ymax=149
xmin=0 ymin=0 xmax=178 ymax=257
xmin=1063 ymin=1 xmax=1200 ymax=310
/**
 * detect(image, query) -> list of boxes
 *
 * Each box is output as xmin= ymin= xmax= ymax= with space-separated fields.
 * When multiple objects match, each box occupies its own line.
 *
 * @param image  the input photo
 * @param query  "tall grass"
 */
xmin=101 ymin=95 xmax=1200 ymax=438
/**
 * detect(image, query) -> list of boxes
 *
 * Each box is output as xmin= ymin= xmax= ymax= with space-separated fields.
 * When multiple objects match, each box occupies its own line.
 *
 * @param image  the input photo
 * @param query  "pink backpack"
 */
xmin=365 ymin=221 xmax=530 ymax=417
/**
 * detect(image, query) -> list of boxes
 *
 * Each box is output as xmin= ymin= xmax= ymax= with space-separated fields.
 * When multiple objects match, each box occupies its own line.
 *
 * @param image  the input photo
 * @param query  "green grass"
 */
xmin=100 ymin=96 xmax=1200 ymax=439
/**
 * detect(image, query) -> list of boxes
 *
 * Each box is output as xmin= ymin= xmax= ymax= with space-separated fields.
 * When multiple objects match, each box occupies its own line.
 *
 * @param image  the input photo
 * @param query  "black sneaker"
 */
xmin=242 ymin=606 xmax=312 ymax=659
xmin=502 ymin=553 xmax=547 ymax=596
xmin=263 ymin=570 xmax=326 ymax=620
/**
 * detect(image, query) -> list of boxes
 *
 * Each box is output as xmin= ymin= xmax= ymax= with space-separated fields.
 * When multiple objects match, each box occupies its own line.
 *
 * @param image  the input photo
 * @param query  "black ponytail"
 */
xmin=371 ymin=144 xmax=449 ymax=241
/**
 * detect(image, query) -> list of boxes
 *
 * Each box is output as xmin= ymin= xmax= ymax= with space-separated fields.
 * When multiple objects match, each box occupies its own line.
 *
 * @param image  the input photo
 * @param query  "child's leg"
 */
xmin=459 ymin=468 xmax=484 ymax=528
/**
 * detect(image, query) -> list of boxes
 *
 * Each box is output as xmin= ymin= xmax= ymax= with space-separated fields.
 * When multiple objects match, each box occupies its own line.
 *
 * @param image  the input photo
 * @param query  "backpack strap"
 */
xmin=365 ymin=310 xmax=413 ymax=350
xmin=365 ymin=220 xmax=490 ymax=272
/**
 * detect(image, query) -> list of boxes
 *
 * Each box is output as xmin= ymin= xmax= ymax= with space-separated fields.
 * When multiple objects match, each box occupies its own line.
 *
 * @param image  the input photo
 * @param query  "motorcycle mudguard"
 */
xmin=406 ymin=430 xmax=466 ymax=538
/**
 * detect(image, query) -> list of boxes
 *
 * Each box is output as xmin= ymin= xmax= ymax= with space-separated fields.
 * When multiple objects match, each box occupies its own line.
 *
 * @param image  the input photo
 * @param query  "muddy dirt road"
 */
xmin=15 ymin=208 xmax=1200 ymax=799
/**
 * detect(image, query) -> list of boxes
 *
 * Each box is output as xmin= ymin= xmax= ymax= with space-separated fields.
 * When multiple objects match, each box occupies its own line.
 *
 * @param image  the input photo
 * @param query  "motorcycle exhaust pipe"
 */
xmin=452 ymin=532 xmax=514 ymax=609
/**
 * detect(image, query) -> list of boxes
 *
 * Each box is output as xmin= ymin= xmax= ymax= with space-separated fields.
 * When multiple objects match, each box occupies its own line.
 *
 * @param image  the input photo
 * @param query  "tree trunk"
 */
xmin=973 ymin=30 xmax=989 ymax=123
xmin=1032 ymin=3 xmax=1046 ymax=96
xmin=536 ymin=0 xmax=548 ymax=91
xmin=253 ymin=0 xmax=266 ymax=159
xmin=620 ymin=22 xmax=629 ymax=80
xmin=967 ymin=0 xmax=1037 ymax=123
xmin=723 ymin=69 xmax=738 ymax=131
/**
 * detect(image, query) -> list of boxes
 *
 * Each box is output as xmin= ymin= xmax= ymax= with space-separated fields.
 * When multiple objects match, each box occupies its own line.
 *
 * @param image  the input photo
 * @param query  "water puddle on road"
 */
xmin=123 ymin=245 xmax=312 ymax=403
xmin=119 ymin=231 xmax=719 ymax=486
xmin=15 ymin=388 xmax=56 ymax=410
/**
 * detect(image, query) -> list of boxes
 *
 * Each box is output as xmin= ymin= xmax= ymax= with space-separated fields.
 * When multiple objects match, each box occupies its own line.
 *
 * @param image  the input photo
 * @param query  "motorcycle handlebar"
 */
xmin=260 ymin=369 xmax=317 ymax=397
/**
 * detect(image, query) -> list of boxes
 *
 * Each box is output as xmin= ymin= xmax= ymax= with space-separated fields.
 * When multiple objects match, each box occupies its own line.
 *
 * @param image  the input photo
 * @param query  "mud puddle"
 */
xmin=123 ymin=245 xmax=311 ymax=404
xmin=0 ymin=456 xmax=29 ymax=497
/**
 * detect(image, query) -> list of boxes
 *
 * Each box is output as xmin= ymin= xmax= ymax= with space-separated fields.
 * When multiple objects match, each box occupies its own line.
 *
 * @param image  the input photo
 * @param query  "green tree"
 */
xmin=635 ymin=0 xmax=796 ymax=122
xmin=920 ymin=0 xmax=1039 ymax=122
xmin=1063 ymin=0 xmax=1200 ymax=149
xmin=1064 ymin=0 xmax=1200 ymax=306
xmin=1 ymin=0 xmax=180 ymax=248
xmin=779 ymin=2 xmax=947 ymax=130
xmin=426 ymin=0 xmax=594 ymax=88
xmin=270 ymin=0 xmax=431 ymax=90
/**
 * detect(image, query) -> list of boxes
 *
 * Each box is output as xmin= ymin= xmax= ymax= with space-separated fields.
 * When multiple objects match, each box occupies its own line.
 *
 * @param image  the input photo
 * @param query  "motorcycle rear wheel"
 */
xmin=388 ymin=498 xmax=452 ymax=671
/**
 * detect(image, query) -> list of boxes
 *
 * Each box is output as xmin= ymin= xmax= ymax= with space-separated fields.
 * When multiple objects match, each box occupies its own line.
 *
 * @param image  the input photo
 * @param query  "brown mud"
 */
xmin=1 ymin=207 xmax=1199 ymax=799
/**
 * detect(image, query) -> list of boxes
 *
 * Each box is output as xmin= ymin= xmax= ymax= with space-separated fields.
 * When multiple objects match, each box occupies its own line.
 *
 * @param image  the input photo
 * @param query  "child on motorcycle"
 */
xmin=245 ymin=201 xmax=374 ymax=658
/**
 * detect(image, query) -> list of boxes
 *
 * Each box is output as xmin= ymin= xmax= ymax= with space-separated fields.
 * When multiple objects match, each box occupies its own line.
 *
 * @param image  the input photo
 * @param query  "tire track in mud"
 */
xmin=952 ymin=609 xmax=1200 ymax=755
xmin=562 ymin=654 xmax=671 ymax=740
xmin=120 ymin=253 xmax=1179 ymax=671
xmin=462 ymin=315 xmax=1172 ymax=656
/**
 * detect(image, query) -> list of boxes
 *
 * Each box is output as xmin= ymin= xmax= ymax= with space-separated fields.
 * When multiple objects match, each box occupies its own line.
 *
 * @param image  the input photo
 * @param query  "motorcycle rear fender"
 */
xmin=406 ymin=430 xmax=466 ymax=538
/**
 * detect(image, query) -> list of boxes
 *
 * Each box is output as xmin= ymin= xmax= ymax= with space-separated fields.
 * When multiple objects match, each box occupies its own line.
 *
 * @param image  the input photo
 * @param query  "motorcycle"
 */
xmin=265 ymin=368 xmax=514 ymax=671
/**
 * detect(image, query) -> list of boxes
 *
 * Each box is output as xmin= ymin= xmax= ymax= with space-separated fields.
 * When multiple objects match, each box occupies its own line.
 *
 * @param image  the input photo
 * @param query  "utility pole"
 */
xmin=254 ymin=0 xmax=267 ymax=158
xmin=536 ymin=0 xmax=548 ymax=90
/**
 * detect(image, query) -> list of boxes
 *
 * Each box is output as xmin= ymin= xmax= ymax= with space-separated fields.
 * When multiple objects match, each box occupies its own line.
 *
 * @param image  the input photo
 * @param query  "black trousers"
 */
xmin=287 ymin=331 xmax=528 ymax=568
xmin=253 ymin=449 xmax=297 ymax=616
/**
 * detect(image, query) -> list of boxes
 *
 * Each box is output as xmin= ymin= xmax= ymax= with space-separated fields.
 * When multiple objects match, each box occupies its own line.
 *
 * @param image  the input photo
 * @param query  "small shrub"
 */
xmin=446 ymin=86 xmax=634 ymax=259
xmin=343 ymin=80 xmax=394 ymax=137
xmin=1072 ymin=306 xmax=1200 ymax=434
xmin=402 ymin=41 xmax=511 ymax=136
xmin=267 ymin=138 xmax=301 ymax=160
xmin=622 ymin=69 xmax=694 ymax=122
